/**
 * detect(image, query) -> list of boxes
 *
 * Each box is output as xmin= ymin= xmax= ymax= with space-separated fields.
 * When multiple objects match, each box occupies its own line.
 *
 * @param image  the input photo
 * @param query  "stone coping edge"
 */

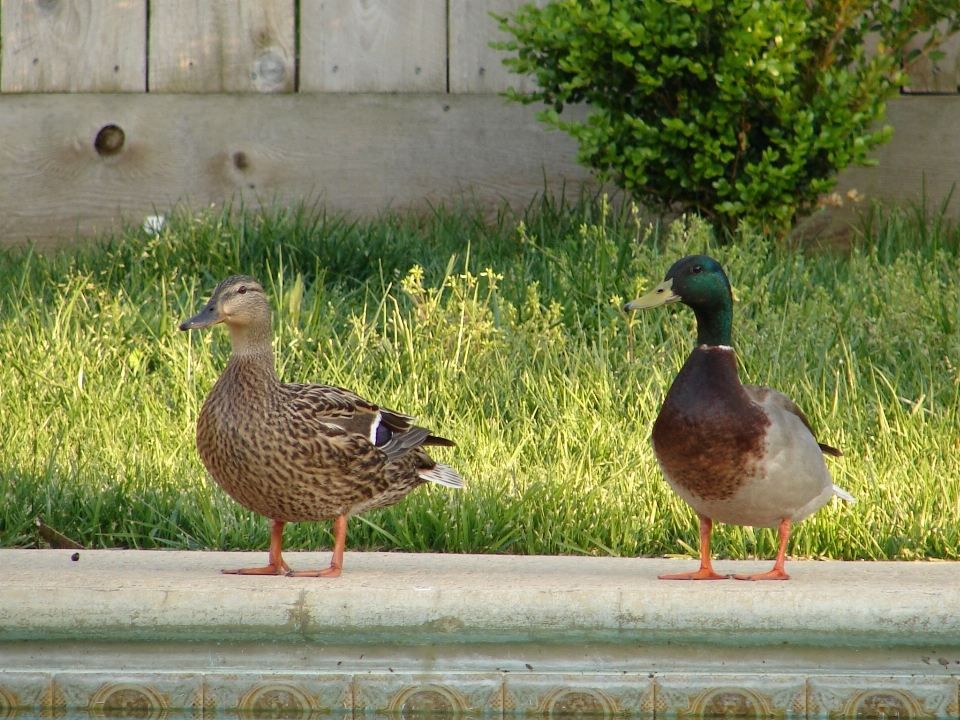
xmin=2 ymin=550 xmax=959 ymax=648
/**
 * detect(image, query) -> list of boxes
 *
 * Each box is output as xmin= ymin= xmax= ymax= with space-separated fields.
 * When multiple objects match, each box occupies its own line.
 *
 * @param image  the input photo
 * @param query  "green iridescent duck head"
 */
xmin=624 ymin=255 xmax=733 ymax=347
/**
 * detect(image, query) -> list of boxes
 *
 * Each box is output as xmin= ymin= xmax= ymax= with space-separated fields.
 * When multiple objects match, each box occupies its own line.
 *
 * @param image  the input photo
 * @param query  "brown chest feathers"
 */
xmin=196 ymin=355 xmax=430 ymax=523
xmin=652 ymin=346 xmax=770 ymax=502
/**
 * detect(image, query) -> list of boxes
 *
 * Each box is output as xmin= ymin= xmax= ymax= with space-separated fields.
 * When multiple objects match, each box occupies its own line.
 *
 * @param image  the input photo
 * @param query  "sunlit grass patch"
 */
xmin=1 ymin=195 xmax=958 ymax=560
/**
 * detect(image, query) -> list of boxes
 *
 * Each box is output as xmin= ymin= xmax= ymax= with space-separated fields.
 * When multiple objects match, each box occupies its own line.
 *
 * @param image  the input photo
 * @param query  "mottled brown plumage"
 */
xmin=180 ymin=275 xmax=463 ymax=577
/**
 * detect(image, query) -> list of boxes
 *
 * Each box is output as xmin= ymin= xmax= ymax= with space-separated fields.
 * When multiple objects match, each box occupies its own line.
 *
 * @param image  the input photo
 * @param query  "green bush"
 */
xmin=497 ymin=0 xmax=960 ymax=235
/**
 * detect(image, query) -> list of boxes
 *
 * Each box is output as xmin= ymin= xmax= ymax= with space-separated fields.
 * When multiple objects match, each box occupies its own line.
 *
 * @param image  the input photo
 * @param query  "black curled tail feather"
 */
xmin=819 ymin=443 xmax=843 ymax=457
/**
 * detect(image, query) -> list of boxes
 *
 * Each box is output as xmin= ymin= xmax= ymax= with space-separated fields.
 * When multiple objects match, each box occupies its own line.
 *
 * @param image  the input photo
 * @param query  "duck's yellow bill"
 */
xmin=623 ymin=279 xmax=680 ymax=311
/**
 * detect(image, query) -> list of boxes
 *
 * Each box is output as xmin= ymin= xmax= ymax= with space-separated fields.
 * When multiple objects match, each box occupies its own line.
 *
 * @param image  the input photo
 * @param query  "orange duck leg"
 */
xmin=659 ymin=515 xmax=729 ymax=580
xmin=287 ymin=515 xmax=347 ymax=578
xmin=222 ymin=519 xmax=291 ymax=575
xmin=734 ymin=519 xmax=792 ymax=581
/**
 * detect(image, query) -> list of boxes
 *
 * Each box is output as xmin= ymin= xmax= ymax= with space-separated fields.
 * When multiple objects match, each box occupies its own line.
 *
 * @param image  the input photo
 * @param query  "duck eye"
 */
xmin=692 ymin=265 xmax=703 ymax=274
xmin=237 ymin=286 xmax=247 ymax=294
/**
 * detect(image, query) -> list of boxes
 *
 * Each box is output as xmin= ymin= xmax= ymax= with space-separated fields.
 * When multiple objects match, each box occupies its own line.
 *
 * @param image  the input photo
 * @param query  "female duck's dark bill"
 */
xmin=624 ymin=278 xmax=681 ymax=311
xmin=179 ymin=303 xmax=223 ymax=331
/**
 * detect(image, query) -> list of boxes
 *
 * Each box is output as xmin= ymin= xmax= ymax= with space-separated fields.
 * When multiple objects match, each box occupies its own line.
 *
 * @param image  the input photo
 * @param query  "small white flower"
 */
xmin=144 ymin=215 xmax=166 ymax=235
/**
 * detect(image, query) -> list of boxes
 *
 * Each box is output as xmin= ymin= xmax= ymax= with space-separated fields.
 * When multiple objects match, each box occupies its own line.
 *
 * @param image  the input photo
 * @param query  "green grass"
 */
xmin=1 ymin=194 xmax=958 ymax=561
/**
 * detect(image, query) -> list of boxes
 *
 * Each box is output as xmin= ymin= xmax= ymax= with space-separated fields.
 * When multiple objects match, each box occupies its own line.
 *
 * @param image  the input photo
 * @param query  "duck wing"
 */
xmin=282 ymin=383 xmax=454 ymax=462
xmin=743 ymin=385 xmax=842 ymax=457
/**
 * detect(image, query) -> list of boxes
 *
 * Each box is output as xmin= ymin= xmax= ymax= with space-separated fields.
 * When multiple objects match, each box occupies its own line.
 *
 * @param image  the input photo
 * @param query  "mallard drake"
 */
xmin=624 ymin=256 xmax=853 ymax=580
xmin=180 ymin=275 xmax=463 ymax=577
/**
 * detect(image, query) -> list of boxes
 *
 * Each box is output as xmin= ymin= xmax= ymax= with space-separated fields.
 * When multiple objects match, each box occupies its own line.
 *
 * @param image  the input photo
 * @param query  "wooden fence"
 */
xmin=0 ymin=1 xmax=958 ymax=246
xmin=0 ymin=0 xmax=587 ymax=247
xmin=0 ymin=1 xmax=557 ymax=95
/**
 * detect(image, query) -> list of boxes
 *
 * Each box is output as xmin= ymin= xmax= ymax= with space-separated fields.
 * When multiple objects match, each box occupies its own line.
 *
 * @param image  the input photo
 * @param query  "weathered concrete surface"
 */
xmin=1 ymin=550 xmax=958 ymax=648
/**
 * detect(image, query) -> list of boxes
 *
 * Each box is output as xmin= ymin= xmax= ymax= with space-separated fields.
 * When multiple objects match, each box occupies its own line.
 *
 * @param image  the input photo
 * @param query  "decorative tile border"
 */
xmin=0 ymin=672 xmax=52 ymax=713
xmin=656 ymin=674 xmax=806 ymax=719
xmin=0 ymin=670 xmax=957 ymax=717
xmin=808 ymin=675 xmax=959 ymax=720
xmin=503 ymin=673 xmax=655 ymax=716
xmin=202 ymin=672 xmax=351 ymax=715
xmin=354 ymin=672 xmax=503 ymax=714
xmin=50 ymin=673 xmax=203 ymax=715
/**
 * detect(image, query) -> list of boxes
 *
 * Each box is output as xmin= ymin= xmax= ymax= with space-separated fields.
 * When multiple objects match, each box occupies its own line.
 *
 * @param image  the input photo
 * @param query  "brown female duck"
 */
xmin=180 ymin=275 xmax=463 ymax=577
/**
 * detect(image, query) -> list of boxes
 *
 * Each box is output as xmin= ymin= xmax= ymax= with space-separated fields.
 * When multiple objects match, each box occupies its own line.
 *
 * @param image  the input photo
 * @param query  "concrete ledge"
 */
xmin=2 ymin=550 xmax=959 ymax=646
xmin=2 ymin=551 xmax=959 ymax=716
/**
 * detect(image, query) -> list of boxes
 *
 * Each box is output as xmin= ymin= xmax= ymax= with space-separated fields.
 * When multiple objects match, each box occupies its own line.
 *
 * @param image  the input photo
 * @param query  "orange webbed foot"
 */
xmin=659 ymin=516 xmax=729 ymax=580
xmin=287 ymin=565 xmax=342 ymax=579
xmin=733 ymin=568 xmax=790 ymax=581
xmin=734 ymin=519 xmax=792 ymax=580
xmin=222 ymin=520 xmax=292 ymax=575
xmin=659 ymin=568 xmax=729 ymax=580
xmin=285 ymin=514 xmax=348 ymax=578
xmin=221 ymin=561 xmax=290 ymax=576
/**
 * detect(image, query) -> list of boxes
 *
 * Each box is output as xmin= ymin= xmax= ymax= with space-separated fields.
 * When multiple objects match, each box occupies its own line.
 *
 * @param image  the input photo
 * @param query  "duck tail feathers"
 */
xmin=819 ymin=442 xmax=843 ymax=457
xmin=832 ymin=484 xmax=856 ymax=503
xmin=379 ymin=426 xmax=431 ymax=462
xmin=424 ymin=434 xmax=456 ymax=448
xmin=418 ymin=463 xmax=465 ymax=489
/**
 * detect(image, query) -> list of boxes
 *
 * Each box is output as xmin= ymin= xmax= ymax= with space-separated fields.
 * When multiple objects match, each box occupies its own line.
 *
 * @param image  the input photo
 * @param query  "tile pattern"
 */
xmin=0 ymin=672 xmax=52 ymax=712
xmin=504 ymin=673 xmax=654 ymax=716
xmin=808 ymin=676 xmax=960 ymax=719
xmin=50 ymin=673 xmax=202 ymax=717
xmin=0 ymin=671 xmax=957 ymax=718
xmin=203 ymin=673 xmax=351 ymax=715
xmin=354 ymin=672 xmax=502 ymax=715
xmin=656 ymin=674 xmax=806 ymax=718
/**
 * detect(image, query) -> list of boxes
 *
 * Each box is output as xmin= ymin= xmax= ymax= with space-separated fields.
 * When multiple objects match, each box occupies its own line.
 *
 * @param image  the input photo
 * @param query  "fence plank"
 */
xmin=449 ymin=0 xmax=549 ymax=94
xmin=0 ymin=93 xmax=594 ymax=247
xmin=829 ymin=96 xmax=960 ymax=226
xmin=300 ymin=0 xmax=445 ymax=92
xmin=0 ymin=0 xmax=146 ymax=93
xmin=149 ymin=0 xmax=295 ymax=93
xmin=902 ymin=25 xmax=960 ymax=94
xmin=3 ymin=94 xmax=957 ymax=248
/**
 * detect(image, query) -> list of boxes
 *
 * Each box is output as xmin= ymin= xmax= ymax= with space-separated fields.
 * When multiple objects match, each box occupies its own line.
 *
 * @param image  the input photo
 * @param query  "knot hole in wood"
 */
xmin=37 ymin=0 xmax=62 ymax=17
xmin=95 ymin=125 xmax=125 ymax=157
